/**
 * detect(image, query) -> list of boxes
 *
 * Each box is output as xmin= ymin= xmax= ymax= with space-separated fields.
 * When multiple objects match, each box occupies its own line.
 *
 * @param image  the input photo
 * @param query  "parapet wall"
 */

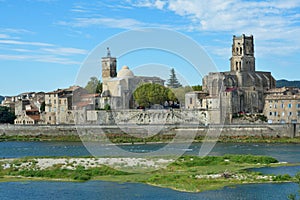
xmin=0 ymin=123 xmax=299 ymax=138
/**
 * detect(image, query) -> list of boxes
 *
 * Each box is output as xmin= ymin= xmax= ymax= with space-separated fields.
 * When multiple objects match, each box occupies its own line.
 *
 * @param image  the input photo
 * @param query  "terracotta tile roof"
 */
xmin=28 ymin=115 xmax=40 ymax=121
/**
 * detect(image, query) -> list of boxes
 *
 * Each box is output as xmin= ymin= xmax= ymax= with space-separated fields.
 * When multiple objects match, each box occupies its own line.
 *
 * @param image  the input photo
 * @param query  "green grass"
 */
xmin=2 ymin=134 xmax=300 ymax=144
xmin=0 ymin=154 xmax=297 ymax=192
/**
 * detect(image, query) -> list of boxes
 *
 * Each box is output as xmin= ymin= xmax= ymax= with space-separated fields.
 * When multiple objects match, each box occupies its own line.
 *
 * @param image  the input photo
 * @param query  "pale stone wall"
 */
xmin=84 ymin=109 xmax=209 ymax=125
xmin=0 ymin=124 xmax=299 ymax=138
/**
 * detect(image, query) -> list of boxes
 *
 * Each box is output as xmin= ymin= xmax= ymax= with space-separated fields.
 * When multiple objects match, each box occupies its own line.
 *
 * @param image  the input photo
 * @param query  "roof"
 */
xmin=80 ymin=93 xmax=101 ymax=98
xmin=265 ymin=94 xmax=300 ymax=100
xmin=74 ymin=101 xmax=92 ymax=108
xmin=28 ymin=115 xmax=40 ymax=121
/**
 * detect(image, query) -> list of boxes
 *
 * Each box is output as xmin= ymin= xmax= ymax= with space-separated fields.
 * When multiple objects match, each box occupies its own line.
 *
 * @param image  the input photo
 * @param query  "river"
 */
xmin=0 ymin=141 xmax=299 ymax=199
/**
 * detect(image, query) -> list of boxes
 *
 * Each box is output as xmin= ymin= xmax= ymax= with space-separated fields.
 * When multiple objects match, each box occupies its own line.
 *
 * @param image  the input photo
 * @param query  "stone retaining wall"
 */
xmin=0 ymin=123 xmax=299 ymax=138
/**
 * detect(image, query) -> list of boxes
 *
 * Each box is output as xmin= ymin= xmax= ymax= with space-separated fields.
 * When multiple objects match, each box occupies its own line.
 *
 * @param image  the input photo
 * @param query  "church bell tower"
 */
xmin=230 ymin=34 xmax=255 ymax=73
xmin=102 ymin=47 xmax=117 ymax=82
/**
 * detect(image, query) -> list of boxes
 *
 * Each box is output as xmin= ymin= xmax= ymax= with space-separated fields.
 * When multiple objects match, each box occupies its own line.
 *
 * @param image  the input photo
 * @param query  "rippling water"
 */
xmin=0 ymin=181 xmax=298 ymax=200
xmin=1 ymin=141 xmax=300 ymax=162
xmin=1 ymin=141 xmax=300 ymax=199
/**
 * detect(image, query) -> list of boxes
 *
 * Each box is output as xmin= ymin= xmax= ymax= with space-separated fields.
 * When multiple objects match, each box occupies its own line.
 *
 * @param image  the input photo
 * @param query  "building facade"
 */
xmin=100 ymin=48 xmax=165 ymax=110
xmin=186 ymin=34 xmax=276 ymax=123
xmin=264 ymin=87 xmax=300 ymax=124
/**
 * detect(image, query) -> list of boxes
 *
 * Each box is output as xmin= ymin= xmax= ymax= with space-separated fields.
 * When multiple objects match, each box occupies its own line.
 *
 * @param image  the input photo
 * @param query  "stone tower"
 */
xmin=102 ymin=47 xmax=117 ymax=82
xmin=230 ymin=34 xmax=255 ymax=73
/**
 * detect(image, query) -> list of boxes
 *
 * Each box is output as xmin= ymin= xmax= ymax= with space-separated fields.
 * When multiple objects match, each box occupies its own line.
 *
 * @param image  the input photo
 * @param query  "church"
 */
xmin=100 ymin=48 xmax=164 ymax=109
xmin=186 ymin=34 xmax=276 ymax=123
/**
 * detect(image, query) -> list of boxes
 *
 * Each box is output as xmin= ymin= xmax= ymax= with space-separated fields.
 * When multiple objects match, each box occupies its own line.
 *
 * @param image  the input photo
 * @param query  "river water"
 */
xmin=0 ymin=141 xmax=299 ymax=199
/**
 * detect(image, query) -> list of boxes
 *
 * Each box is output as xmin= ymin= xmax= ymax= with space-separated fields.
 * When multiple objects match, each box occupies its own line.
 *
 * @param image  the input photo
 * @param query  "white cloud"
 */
xmin=0 ymin=34 xmax=10 ymax=39
xmin=0 ymin=39 xmax=54 ymax=47
xmin=126 ymin=0 xmax=300 ymax=57
xmin=0 ymin=54 xmax=81 ymax=65
xmin=41 ymin=47 xmax=88 ymax=55
xmin=58 ymin=17 xmax=144 ymax=29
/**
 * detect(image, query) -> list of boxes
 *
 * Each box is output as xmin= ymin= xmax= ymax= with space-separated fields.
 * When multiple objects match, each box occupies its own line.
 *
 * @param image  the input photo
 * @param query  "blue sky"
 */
xmin=0 ymin=0 xmax=300 ymax=96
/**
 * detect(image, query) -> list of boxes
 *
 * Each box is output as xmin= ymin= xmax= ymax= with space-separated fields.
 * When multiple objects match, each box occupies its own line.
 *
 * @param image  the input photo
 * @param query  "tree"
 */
xmin=40 ymin=101 xmax=45 ymax=112
xmin=85 ymin=77 xmax=102 ymax=94
xmin=171 ymin=86 xmax=193 ymax=105
xmin=166 ymin=68 xmax=182 ymax=88
xmin=133 ymin=83 xmax=177 ymax=108
xmin=0 ymin=106 xmax=16 ymax=124
xmin=192 ymin=85 xmax=202 ymax=91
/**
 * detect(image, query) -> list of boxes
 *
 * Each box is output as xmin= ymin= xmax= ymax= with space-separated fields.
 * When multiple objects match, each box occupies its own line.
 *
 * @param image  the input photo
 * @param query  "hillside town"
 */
xmin=1 ymin=34 xmax=300 ymax=125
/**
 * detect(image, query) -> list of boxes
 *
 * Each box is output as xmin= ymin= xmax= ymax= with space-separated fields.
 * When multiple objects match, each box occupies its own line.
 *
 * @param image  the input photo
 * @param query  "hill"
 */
xmin=276 ymin=79 xmax=300 ymax=88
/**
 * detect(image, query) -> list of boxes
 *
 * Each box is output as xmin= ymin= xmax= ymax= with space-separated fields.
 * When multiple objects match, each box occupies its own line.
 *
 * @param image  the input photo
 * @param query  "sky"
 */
xmin=0 ymin=0 xmax=300 ymax=96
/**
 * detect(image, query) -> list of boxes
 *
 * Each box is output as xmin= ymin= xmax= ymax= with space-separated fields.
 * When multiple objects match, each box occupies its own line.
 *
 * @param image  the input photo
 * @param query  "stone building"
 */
xmin=100 ymin=48 xmax=165 ymax=109
xmin=186 ymin=34 xmax=276 ymax=123
xmin=43 ymin=86 xmax=86 ymax=124
xmin=264 ymin=87 xmax=300 ymax=124
xmin=13 ymin=92 xmax=45 ymax=125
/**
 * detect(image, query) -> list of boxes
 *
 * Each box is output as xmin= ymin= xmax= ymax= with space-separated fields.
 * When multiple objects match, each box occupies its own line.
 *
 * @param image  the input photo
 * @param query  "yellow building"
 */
xmin=264 ymin=87 xmax=300 ymax=124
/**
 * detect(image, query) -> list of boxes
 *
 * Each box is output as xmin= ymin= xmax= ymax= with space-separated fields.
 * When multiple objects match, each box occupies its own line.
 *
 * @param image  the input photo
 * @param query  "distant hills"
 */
xmin=276 ymin=79 xmax=300 ymax=88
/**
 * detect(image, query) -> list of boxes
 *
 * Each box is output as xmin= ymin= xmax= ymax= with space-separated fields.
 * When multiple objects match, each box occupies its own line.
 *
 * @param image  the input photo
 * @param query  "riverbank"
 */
xmin=1 ymin=133 xmax=300 ymax=144
xmin=0 ymin=155 xmax=298 ymax=192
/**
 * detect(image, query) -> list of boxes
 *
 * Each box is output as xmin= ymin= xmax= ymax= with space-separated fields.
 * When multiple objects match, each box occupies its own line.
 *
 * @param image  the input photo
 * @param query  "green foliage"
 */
xmin=85 ymin=77 xmax=102 ymax=94
xmin=104 ymin=104 xmax=111 ymax=110
xmin=192 ymin=85 xmax=202 ymax=91
xmin=133 ymin=83 xmax=176 ymax=108
xmin=0 ymin=106 xmax=16 ymax=124
xmin=223 ymin=154 xmax=278 ymax=164
xmin=166 ymin=68 xmax=182 ymax=88
xmin=272 ymin=174 xmax=292 ymax=181
xmin=171 ymin=155 xmax=278 ymax=168
xmin=170 ymin=86 xmax=193 ymax=105
xmin=40 ymin=101 xmax=45 ymax=112
xmin=8 ymin=164 xmax=129 ymax=182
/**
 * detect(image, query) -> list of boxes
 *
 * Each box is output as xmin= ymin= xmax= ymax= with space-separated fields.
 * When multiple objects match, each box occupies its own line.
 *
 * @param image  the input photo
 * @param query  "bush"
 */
xmin=272 ymin=174 xmax=292 ymax=181
xmin=104 ymin=104 xmax=111 ymax=110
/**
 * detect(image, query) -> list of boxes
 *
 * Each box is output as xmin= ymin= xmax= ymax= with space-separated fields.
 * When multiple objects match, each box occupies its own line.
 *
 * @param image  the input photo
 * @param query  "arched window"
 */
xmin=240 ymin=47 xmax=242 ymax=55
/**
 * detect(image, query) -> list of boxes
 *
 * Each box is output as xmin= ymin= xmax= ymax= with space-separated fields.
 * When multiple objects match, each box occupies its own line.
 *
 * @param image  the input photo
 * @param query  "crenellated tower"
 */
xmin=230 ymin=34 xmax=255 ymax=73
xmin=102 ymin=47 xmax=117 ymax=82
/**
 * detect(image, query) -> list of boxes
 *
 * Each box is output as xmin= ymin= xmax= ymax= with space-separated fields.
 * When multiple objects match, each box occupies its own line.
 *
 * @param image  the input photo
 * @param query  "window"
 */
xmin=190 ymin=98 xmax=193 ymax=104
xmin=274 ymin=112 xmax=278 ymax=116
xmin=49 ymin=116 xmax=51 ymax=120
xmin=54 ymin=100 xmax=56 ymax=104
xmin=59 ymin=100 xmax=61 ymax=104
xmin=298 ymin=111 xmax=300 ymax=117
xmin=269 ymin=104 xmax=272 ymax=108
xmin=269 ymin=112 xmax=272 ymax=116
xmin=282 ymin=112 xmax=285 ymax=117
xmin=274 ymin=104 xmax=277 ymax=109
xmin=289 ymin=112 xmax=293 ymax=116
xmin=297 ymin=104 xmax=300 ymax=108
xmin=281 ymin=104 xmax=284 ymax=108
xmin=49 ymin=100 xmax=51 ymax=104
xmin=288 ymin=104 xmax=292 ymax=108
